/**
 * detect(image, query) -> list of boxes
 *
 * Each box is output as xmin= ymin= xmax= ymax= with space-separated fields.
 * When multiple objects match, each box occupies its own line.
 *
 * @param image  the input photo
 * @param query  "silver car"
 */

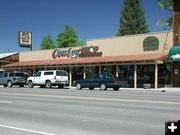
xmin=0 ymin=71 xmax=28 ymax=87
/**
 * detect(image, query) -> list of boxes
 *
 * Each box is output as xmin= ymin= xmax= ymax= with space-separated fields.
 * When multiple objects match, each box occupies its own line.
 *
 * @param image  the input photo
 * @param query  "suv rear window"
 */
xmin=56 ymin=71 xmax=68 ymax=76
xmin=9 ymin=72 xmax=26 ymax=77
xmin=44 ymin=72 xmax=54 ymax=75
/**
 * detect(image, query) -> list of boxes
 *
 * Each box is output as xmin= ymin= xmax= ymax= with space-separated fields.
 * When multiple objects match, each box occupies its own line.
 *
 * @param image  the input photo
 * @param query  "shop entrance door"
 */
xmin=173 ymin=62 xmax=180 ymax=87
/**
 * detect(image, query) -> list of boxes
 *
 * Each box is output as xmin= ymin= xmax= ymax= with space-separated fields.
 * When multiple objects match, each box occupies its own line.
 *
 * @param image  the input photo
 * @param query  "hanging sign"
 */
xmin=18 ymin=32 xmax=32 ymax=48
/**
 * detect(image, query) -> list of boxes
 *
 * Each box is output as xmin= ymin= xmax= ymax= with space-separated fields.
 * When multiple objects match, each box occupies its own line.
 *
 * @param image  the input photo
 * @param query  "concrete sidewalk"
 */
xmin=120 ymin=87 xmax=180 ymax=92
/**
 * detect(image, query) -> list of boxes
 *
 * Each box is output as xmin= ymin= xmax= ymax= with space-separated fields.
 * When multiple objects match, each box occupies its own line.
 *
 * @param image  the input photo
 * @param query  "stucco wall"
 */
xmin=87 ymin=31 xmax=173 ymax=56
xmin=20 ymin=31 xmax=173 ymax=61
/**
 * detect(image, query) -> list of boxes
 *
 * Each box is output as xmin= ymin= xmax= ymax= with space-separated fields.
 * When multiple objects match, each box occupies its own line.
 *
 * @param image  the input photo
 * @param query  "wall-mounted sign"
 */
xmin=143 ymin=36 xmax=159 ymax=51
xmin=52 ymin=46 xmax=102 ymax=59
xmin=18 ymin=32 xmax=32 ymax=47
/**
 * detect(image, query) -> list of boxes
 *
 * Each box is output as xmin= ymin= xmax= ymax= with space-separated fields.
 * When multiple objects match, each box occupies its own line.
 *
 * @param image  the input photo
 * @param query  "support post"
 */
xmin=69 ymin=66 xmax=72 ymax=88
xmin=134 ymin=64 xmax=137 ymax=88
xmin=83 ymin=66 xmax=86 ymax=79
xmin=116 ymin=65 xmax=119 ymax=77
xmin=155 ymin=63 xmax=158 ymax=89
xmin=99 ymin=66 xmax=101 ymax=74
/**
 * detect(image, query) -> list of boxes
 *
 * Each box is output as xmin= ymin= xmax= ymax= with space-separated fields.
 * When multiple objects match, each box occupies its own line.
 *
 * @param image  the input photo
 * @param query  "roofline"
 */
xmin=87 ymin=30 xmax=173 ymax=41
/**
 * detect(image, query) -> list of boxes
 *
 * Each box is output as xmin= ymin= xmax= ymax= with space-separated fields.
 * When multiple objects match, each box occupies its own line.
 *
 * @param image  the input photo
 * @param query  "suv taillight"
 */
xmin=113 ymin=80 xmax=117 ymax=84
xmin=54 ymin=76 xmax=56 ymax=80
xmin=13 ymin=77 xmax=16 ymax=81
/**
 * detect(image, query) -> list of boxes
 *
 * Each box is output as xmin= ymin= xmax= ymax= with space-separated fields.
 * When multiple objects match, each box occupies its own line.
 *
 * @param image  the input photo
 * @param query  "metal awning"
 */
xmin=168 ymin=46 xmax=180 ymax=62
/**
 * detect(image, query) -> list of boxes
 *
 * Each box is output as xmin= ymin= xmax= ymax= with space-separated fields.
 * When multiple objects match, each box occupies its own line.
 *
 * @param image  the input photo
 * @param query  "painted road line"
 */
xmin=0 ymin=100 xmax=12 ymax=104
xmin=0 ymin=92 xmax=180 ymax=105
xmin=0 ymin=124 xmax=56 ymax=135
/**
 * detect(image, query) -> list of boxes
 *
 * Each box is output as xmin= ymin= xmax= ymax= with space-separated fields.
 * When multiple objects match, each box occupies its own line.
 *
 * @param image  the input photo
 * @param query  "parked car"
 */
xmin=0 ymin=71 xmax=28 ymax=87
xmin=27 ymin=70 xmax=69 ymax=88
xmin=73 ymin=73 xmax=121 ymax=91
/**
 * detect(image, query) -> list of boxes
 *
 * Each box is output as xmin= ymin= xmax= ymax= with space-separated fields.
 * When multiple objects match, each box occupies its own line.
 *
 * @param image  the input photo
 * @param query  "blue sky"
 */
xmin=0 ymin=0 xmax=172 ymax=53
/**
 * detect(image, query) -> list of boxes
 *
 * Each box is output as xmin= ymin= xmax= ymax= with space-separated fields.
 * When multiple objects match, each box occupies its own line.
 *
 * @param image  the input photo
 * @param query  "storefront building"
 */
xmin=168 ymin=0 xmax=180 ymax=87
xmin=3 ymin=31 xmax=176 ymax=88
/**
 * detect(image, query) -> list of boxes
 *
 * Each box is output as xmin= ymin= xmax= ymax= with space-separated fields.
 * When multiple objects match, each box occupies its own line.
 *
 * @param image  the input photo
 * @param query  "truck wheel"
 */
xmin=113 ymin=87 xmax=119 ymax=91
xmin=100 ymin=83 xmax=107 ymax=90
xmin=45 ymin=80 xmax=52 ymax=88
xmin=76 ymin=83 xmax=82 ymax=90
xmin=28 ymin=80 xmax=34 ymax=88
xmin=7 ymin=81 xmax=12 ymax=87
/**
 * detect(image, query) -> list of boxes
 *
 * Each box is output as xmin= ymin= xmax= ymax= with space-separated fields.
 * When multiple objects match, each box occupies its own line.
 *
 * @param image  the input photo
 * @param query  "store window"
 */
xmin=72 ymin=67 xmax=83 ymax=82
xmin=137 ymin=65 xmax=155 ymax=88
xmin=118 ymin=65 xmax=134 ymax=88
xmin=158 ymin=64 xmax=172 ymax=87
xmin=101 ymin=65 xmax=116 ymax=76
xmin=85 ymin=66 xmax=99 ymax=78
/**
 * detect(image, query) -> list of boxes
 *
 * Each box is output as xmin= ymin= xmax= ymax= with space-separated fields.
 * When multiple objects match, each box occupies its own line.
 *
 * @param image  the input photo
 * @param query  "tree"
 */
xmin=116 ymin=0 xmax=149 ymax=36
xmin=57 ymin=25 xmax=83 ymax=48
xmin=40 ymin=35 xmax=56 ymax=50
xmin=156 ymin=0 xmax=173 ymax=30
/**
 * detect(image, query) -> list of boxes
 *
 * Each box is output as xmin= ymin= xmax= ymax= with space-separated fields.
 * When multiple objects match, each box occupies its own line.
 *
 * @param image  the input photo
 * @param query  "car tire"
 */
xmin=100 ymin=83 xmax=107 ymax=90
xmin=7 ymin=81 xmax=12 ymax=87
xmin=45 ymin=80 xmax=52 ymax=88
xmin=3 ymin=85 xmax=7 ymax=87
xmin=113 ymin=87 xmax=120 ymax=91
xmin=76 ymin=83 xmax=82 ymax=90
xmin=28 ymin=80 xmax=34 ymax=88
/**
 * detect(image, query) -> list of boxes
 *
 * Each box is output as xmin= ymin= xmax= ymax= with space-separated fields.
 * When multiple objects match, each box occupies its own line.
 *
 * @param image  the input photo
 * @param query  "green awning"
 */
xmin=168 ymin=46 xmax=180 ymax=62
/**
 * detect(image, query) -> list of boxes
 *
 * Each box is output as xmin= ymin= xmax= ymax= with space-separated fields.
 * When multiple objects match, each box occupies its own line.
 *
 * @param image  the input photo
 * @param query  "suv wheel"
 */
xmin=100 ymin=83 xmax=107 ymax=90
xmin=45 ymin=80 xmax=52 ymax=88
xmin=28 ymin=80 xmax=34 ymax=88
xmin=7 ymin=81 xmax=12 ymax=87
xmin=76 ymin=83 xmax=82 ymax=90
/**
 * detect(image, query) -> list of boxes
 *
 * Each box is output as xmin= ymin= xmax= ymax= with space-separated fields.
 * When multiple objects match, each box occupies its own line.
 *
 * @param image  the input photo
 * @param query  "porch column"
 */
xmin=99 ymin=65 xmax=101 ymax=74
xmin=155 ymin=63 xmax=158 ymax=89
xmin=83 ymin=66 xmax=86 ymax=79
xmin=69 ymin=66 xmax=72 ymax=88
xmin=134 ymin=64 xmax=137 ymax=88
xmin=116 ymin=65 xmax=119 ymax=77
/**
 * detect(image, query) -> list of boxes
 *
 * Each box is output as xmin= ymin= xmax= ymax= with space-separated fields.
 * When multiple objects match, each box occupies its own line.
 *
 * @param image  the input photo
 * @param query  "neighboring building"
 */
xmin=168 ymin=0 xmax=180 ymax=87
xmin=0 ymin=52 xmax=19 ymax=75
xmin=3 ymin=31 xmax=175 ymax=88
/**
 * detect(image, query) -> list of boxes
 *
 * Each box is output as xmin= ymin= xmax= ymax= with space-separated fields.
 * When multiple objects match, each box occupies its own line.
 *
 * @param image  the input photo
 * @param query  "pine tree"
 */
xmin=116 ymin=0 xmax=149 ymax=36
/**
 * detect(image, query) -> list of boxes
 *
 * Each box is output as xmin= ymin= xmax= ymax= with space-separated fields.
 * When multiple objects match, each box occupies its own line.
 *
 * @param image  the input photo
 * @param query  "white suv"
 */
xmin=27 ymin=70 xmax=69 ymax=88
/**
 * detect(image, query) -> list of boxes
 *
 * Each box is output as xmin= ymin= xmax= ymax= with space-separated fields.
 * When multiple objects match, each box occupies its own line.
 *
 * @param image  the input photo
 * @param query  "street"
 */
xmin=0 ymin=87 xmax=180 ymax=135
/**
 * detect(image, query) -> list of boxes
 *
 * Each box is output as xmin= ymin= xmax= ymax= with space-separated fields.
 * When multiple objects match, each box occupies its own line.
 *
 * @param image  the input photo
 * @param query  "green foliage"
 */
xmin=156 ymin=0 xmax=173 ymax=30
xmin=116 ymin=0 xmax=149 ymax=36
xmin=156 ymin=0 xmax=173 ymax=11
xmin=40 ymin=35 xmax=56 ymax=50
xmin=57 ymin=25 xmax=83 ymax=48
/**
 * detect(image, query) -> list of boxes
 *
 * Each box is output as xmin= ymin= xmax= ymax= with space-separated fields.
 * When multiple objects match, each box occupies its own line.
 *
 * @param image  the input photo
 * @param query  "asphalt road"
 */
xmin=0 ymin=87 xmax=180 ymax=135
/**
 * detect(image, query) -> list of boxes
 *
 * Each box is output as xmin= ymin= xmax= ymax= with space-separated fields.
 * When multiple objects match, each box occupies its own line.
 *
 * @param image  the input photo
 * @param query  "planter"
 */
xmin=143 ymin=83 xmax=151 ymax=89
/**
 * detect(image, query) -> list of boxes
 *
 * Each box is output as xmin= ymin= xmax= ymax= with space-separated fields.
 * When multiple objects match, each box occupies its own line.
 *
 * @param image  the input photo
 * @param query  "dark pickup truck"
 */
xmin=73 ymin=73 xmax=121 ymax=91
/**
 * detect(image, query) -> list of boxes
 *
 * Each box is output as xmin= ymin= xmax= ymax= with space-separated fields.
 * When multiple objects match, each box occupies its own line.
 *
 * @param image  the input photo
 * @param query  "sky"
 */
xmin=0 ymin=0 xmax=172 ymax=53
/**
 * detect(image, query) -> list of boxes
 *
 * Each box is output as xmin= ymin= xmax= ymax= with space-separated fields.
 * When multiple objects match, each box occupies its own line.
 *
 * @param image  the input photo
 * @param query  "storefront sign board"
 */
xmin=143 ymin=36 xmax=159 ymax=51
xmin=52 ymin=46 xmax=102 ymax=59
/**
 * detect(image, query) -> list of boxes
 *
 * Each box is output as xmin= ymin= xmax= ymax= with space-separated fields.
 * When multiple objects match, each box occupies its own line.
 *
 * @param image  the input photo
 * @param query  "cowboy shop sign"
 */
xmin=52 ymin=46 xmax=102 ymax=59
